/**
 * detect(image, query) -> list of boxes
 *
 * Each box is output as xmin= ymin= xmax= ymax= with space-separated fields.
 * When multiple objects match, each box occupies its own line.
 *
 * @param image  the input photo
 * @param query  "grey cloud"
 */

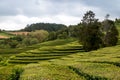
xmin=0 ymin=0 xmax=89 ymax=17
xmin=0 ymin=0 xmax=119 ymax=30
xmin=0 ymin=0 xmax=119 ymax=18
xmin=82 ymin=0 xmax=120 ymax=17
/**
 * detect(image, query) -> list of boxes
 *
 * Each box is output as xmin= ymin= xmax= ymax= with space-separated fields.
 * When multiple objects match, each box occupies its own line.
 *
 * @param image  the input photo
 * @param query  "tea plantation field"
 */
xmin=0 ymin=38 xmax=120 ymax=80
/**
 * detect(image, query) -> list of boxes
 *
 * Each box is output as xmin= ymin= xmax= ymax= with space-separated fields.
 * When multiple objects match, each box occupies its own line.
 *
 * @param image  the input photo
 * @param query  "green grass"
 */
xmin=0 ymin=24 xmax=120 ymax=80
xmin=8 ymin=39 xmax=82 ymax=64
xmin=0 ymin=31 xmax=14 ymax=37
xmin=0 ymin=65 xmax=14 ymax=80
xmin=18 ymin=39 xmax=120 ymax=80
xmin=0 ymin=38 xmax=120 ymax=80
xmin=0 ymin=38 xmax=76 ymax=58
xmin=20 ymin=64 xmax=85 ymax=80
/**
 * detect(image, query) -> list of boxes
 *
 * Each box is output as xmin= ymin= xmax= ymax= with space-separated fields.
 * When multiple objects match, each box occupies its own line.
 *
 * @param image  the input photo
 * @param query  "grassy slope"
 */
xmin=0 ymin=38 xmax=80 ymax=80
xmin=19 ymin=24 xmax=120 ymax=80
xmin=19 ymin=42 xmax=120 ymax=80
xmin=0 ymin=38 xmax=119 ymax=80
xmin=0 ymin=24 xmax=120 ymax=80
xmin=0 ymin=39 xmax=120 ymax=80
xmin=0 ymin=31 xmax=14 ymax=37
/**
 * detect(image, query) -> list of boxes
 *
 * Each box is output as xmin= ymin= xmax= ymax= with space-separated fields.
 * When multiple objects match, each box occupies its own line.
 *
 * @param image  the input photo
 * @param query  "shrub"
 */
xmin=8 ymin=66 xmax=24 ymax=80
xmin=0 ymin=56 xmax=3 ymax=62
xmin=30 ymin=38 xmax=39 ymax=45
xmin=0 ymin=57 xmax=8 ymax=66
xmin=22 ymin=38 xmax=31 ymax=46
xmin=9 ymin=40 xmax=19 ymax=48
xmin=30 ymin=30 xmax=49 ymax=42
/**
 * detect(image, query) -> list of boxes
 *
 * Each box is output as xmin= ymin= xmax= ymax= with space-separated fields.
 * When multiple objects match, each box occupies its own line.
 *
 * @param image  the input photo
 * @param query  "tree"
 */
xmin=115 ymin=18 xmax=120 ymax=24
xmin=30 ymin=38 xmax=39 ymax=45
xmin=102 ymin=18 xmax=119 ymax=46
xmin=48 ymin=31 xmax=57 ymax=40
xmin=30 ymin=30 xmax=49 ymax=42
xmin=79 ymin=11 xmax=102 ymax=51
xmin=57 ymin=32 xmax=68 ymax=39
xmin=22 ymin=38 xmax=31 ymax=46
xmin=68 ymin=25 xmax=81 ymax=38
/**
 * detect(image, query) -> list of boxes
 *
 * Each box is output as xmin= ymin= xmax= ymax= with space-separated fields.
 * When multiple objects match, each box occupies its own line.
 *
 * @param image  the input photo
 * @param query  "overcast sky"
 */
xmin=0 ymin=0 xmax=120 ymax=30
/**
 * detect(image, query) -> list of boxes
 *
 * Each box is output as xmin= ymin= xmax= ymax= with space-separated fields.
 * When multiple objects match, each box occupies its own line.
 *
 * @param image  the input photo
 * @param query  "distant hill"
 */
xmin=21 ymin=23 xmax=67 ymax=32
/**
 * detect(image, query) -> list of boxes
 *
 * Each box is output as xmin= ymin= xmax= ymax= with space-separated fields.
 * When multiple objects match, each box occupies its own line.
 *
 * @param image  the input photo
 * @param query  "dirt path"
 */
xmin=0 ymin=35 xmax=9 ymax=39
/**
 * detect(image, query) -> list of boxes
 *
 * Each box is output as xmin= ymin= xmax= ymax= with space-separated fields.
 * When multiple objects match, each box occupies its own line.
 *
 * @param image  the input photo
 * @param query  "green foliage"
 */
xmin=0 ymin=55 xmax=3 ymax=61
xmin=0 ymin=57 xmax=8 ymax=66
xmin=0 ymin=39 xmax=120 ymax=80
xmin=48 ymin=31 xmax=57 ymax=40
xmin=58 ymin=32 xmax=68 ymax=39
xmin=79 ymin=11 xmax=102 ymax=51
xmin=30 ymin=38 xmax=39 ymax=45
xmin=30 ymin=30 xmax=49 ymax=42
xmin=8 ymin=38 xmax=80 ymax=64
xmin=9 ymin=40 xmax=19 ymax=48
xmin=102 ymin=19 xmax=119 ymax=46
xmin=10 ymin=35 xmax=23 ymax=42
xmin=69 ymin=66 xmax=108 ymax=80
xmin=22 ymin=37 xmax=39 ymax=46
xmin=0 ymin=30 xmax=48 ymax=49
xmin=22 ymin=23 xmax=67 ymax=32
xmin=8 ymin=66 xmax=24 ymax=80
xmin=0 ymin=31 xmax=14 ymax=37
xmin=20 ymin=64 xmax=85 ymax=80
xmin=56 ymin=28 xmax=69 ymax=39
xmin=115 ymin=18 xmax=120 ymax=25
xmin=22 ymin=38 xmax=31 ymax=46
xmin=68 ymin=25 xmax=81 ymax=38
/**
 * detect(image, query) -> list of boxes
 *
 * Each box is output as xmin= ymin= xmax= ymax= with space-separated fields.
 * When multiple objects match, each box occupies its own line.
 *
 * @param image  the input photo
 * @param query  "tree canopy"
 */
xmin=21 ymin=23 xmax=67 ymax=32
xmin=79 ymin=11 xmax=102 ymax=51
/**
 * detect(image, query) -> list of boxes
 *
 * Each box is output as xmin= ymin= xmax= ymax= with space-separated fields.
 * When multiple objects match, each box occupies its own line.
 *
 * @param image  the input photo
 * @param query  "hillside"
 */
xmin=0 ymin=38 xmax=120 ymax=80
xmin=21 ymin=23 xmax=67 ymax=32
xmin=0 ymin=24 xmax=120 ymax=80
xmin=0 ymin=31 xmax=14 ymax=39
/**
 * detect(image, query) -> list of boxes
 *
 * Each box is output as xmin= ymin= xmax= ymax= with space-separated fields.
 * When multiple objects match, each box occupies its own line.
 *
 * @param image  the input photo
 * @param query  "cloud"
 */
xmin=0 ymin=14 xmax=81 ymax=30
xmin=82 ymin=0 xmax=120 ymax=17
xmin=0 ymin=0 xmax=119 ymax=30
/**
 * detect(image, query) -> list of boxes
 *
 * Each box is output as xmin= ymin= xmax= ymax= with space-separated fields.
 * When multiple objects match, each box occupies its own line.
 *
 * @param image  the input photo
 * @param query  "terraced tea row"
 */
xmin=20 ymin=64 xmax=86 ymax=80
xmin=9 ymin=45 xmax=83 ymax=64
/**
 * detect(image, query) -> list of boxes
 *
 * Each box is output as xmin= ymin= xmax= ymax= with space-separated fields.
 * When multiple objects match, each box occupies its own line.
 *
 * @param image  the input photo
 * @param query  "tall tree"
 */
xmin=102 ymin=15 xmax=119 ymax=46
xmin=79 ymin=11 xmax=102 ymax=51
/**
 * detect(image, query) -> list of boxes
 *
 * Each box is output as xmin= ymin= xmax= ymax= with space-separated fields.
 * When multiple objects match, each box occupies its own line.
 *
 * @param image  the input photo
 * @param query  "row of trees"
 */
xmin=75 ymin=11 xmax=119 ymax=51
xmin=48 ymin=11 xmax=119 ymax=51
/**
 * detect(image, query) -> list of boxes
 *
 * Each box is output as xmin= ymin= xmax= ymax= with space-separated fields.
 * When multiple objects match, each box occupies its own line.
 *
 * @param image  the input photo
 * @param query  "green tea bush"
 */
xmin=0 ymin=57 xmax=8 ymax=66
xmin=0 ymin=56 xmax=3 ymax=61
xmin=68 ymin=66 xmax=108 ymax=80
xmin=8 ymin=66 xmax=24 ymax=80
